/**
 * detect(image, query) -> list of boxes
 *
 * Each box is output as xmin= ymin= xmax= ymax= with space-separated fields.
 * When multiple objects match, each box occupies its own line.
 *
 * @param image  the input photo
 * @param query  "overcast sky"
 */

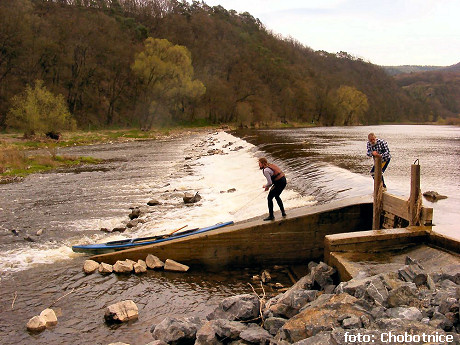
xmin=200 ymin=0 xmax=459 ymax=66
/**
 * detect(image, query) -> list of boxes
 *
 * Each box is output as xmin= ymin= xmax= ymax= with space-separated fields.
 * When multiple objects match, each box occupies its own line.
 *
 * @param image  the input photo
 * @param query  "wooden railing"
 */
xmin=373 ymin=157 xmax=433 ymax=230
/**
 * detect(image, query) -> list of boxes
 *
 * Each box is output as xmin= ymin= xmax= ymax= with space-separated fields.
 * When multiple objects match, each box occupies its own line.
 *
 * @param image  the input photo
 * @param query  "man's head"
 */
xmin=258 ymin=157 xmax=268 ymax=169
xmin=368 ymin=133 xmax=377 ymax=145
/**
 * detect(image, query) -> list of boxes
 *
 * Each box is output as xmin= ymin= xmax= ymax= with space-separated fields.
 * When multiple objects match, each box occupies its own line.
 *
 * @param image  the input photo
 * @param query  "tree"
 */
xmin=333 ymin=85 xmax=369 ymax=125
xmin=6 ymin=80 xmax=75 ymax=136
xmin=131 ymin=37 xmax=205 ymax=128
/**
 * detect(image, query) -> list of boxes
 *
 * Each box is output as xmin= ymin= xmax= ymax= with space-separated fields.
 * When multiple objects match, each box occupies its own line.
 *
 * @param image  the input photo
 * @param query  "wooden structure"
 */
xmin=91 ymin=196 xmax=373 ymax=268
xmin=91 ymin=161 xmax=434 ymax=270
xmin=373 ymin=158 xmax=432 ymax=230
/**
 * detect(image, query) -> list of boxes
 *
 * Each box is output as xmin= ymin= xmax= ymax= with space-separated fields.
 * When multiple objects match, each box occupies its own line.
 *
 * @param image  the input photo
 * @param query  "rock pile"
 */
xmin=143 ymin=259 xmax=458 ymax=345
xmin=83 ymin=255 xmax=189 ymax=275
xmin=26 ymin=308 xmax=58 ymax=333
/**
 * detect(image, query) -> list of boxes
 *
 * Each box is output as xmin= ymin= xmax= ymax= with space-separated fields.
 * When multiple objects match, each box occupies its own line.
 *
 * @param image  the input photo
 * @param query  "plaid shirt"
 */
xmin=367 ymin=138 xmax=391 ymax=161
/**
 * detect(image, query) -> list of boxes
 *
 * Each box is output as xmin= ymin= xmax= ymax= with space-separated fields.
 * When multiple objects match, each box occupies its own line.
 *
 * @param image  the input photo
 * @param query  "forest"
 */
xmin=1 ymin=0 xmax=458 ymax=133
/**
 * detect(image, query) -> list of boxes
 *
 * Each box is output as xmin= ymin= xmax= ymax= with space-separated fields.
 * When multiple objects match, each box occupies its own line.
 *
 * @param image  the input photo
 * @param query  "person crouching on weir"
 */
xmin=367 ymin=132 xmax=391 ymax=189
xmin=258 ymin=157 xmax=287 ymax=221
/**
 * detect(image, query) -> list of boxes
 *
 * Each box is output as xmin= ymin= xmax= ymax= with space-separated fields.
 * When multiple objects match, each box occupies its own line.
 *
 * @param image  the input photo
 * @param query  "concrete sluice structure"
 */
xmin=92 ymin=160 xmax=459 ymax=280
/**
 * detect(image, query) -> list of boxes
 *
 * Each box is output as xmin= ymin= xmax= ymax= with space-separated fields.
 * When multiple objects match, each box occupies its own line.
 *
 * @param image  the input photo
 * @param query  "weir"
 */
xmin=91 ymin=159 xmax=459 ymax=276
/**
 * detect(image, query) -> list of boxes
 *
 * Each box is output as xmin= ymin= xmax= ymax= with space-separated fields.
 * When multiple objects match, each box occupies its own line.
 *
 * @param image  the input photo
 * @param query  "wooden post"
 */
xmin=409 ymin=162 xmax=421 ymax=225
xmin=373 ymin=155 xmax=383 ymax=230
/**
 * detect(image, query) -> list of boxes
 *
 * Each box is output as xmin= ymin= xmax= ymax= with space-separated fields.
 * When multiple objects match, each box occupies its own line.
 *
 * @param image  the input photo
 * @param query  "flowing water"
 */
xmin=0 ymin=125 xmax=458 ymax=344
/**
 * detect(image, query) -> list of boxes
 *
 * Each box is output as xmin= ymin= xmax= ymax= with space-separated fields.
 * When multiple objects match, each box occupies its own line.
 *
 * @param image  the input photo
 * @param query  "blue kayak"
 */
xmin=72 ymin=221 xmax=234 ymax=254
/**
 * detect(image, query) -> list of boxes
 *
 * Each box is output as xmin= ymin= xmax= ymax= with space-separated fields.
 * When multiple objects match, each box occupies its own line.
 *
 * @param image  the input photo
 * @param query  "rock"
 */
xmin=195 ymin=321 xmax=224 ymax=345
xmin=128 ymin=207 xmax=142 ymax=220
xmin=113 ymin=260 xmax=134 ymax=273
xmin=36 ymin=229 xmax=43 ymax=236
xmin=134 ymin=260 xmax=147 ymax=274
xmin=342 ymin=316 xmax=362 ymax=329
xmin=272 ymin=290 xmax=318 ymax=318
xmin=126 ymin=219 xmax=139 ymax=228
xmin=386 ymin=307 xmax=423 ymax=321
xmin=144 ymin=341 xmax=167 ymax=345
xmin=227 ymin=188 xmax=236 ymax=193
xmin=26 ymin=315 xmax=47 ymax=332
xmin=423 ymin=190 xmax=448 ymax=202
xmin=146 ymin=254 xmax=164 ymax=269
xmin=151 ymin=316 xmax=202 ymax=344
xmin=239 ymin=325 xmax=273 ymax=344
xmin=387 ymin=282 xmax=419 ymax=307
xmin=112 ymin=227 xmax=126 ymax=233
xmin=309 ymin=262 xmax=336 ymax=289
xmin=263 ymin=317 xmax=287 ymax=335
xmin=207 ymin=294 xmax=260 ymax=321
xmin=40 ymin=308 xmax=58 ymax=327
xmin=292 ymin=331 xmax=333 ymax=345
xmin=164 ymin=259 xmax=189 ymax=272
xmin=83 ymin=260 xmax=100 ymax=274
xmin=183 ymin=192 xmax=201 ymax=204
xmin=24 ymin=235 xmax=36 ymax=242
xmin=147 ymin=199 xmax=160 ymax=206
xmin=104 ymin=300 xmax=138 ymax=323
xmin=99 ymin=262 xmax=113 ymax=274
xmin=277 ymin=293 xmax=372 ymax=343
xmin=107 ymin=343 xmax=130 ymax=345
xmin=261 ymin=270 xmax=272 ymax=283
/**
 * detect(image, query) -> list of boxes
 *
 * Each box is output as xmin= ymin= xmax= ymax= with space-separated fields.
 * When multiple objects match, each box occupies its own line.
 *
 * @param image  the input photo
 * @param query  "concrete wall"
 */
xmin=92 ymin=196 xmax=373 ymax=269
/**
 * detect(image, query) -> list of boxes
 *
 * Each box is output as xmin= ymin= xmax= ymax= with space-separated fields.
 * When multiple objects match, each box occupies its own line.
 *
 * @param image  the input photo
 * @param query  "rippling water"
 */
xmin=0 ymin=125 xmax=458 ymax=344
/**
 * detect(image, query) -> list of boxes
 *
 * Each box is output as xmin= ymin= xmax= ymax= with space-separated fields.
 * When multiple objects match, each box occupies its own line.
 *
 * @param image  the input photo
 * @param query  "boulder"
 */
xmin=239 ymin=325 xmax=273 ymax=344
xmin=147 ymin=199 xmax=161 ymax=206
xmin=126 ymin=219 xmax=139 ymax=228
xmin=128 ymin=207 xmax=142 ymax=220
xmin=146 ymin=254 xmax=164 ymax=269
xmin=386 ymin=307 xmax=423 ymax=321
xmin=83 ymin=260 xmax=100 ymax=274
xmin=104 ymin=300 xmax=138 ymax=323
xmin=195 ymin=319 xmax=249 ymax=345
xmin=277 ymin=293 xmax=372 ymax=343
xmin=207 ymin=294 xmax=260 ymax=321
xmin=99 ymin=262 xmax=113 ymax=274
xmin=151 ymin=316 xmax=202 ymax=344
xmin=113 ymin=260 xmax=134 ymax=273
xmin=387 ymin=282 xmax=419 ymax=308
xmin=134 ymin=260 xmax=147 ymax=274
xmin=183 ymin=192 xmax=202 ymax=204
xmin=40 ymin=308 xmax=58 ymax=327
xmin=271 ymin=290 xmax=318 ymax=318
xmin=195 ymin=321 xmax=224 ymax=345
xmin=423 ymin=191 xmax=448 ymax=202
xmin=164 ymin=259 xmax=189 ymax=272
xmin=263 ymin=317 xmax=287 ymax=335
xmin=26 ymin=315 xmax=47 ymax=332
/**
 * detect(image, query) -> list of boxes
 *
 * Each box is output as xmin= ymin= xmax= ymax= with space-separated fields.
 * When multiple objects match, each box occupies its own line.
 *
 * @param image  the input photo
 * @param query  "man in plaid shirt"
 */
xmin=367 ymin=133 xmax=391 ymax=188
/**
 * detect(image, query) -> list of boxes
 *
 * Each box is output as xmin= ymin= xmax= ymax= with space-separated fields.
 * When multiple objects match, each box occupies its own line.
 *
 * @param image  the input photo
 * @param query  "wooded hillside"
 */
xmin=0 ymin=0 xmax=457 ymax=130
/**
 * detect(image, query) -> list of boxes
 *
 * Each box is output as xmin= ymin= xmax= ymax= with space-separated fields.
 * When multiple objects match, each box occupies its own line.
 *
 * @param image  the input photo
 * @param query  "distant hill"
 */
xmin=393 ymin=63 xmax=460 ymax=120
xmin=383 ymin=65 xmax=446 ymax=76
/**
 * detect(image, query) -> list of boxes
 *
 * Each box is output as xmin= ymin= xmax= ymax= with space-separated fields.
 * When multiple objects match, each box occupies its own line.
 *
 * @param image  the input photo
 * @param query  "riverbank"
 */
xmin=0 ymin=126 xmax=223 ymax=183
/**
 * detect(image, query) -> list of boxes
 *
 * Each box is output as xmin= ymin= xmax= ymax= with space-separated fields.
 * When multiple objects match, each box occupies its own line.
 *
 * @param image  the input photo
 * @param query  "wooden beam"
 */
xmin=373 ymin=155 xmax=383 ymax=230
xmin=409 ymin=163 xmax=421 ymax=225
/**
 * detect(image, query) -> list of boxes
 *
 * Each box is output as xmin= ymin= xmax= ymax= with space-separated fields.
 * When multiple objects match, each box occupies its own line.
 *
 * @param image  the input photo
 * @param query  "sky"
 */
xmin=200 ymin=0 xmax=460 ymax=66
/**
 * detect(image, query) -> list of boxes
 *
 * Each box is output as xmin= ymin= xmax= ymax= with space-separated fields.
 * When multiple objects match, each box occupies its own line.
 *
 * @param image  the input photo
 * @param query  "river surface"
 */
xmin=0 ymin=125 xmax=458 ymax=344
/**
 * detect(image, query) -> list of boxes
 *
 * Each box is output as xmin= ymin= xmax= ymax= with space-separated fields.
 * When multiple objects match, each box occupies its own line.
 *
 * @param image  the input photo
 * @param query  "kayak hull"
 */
xmin=72 ymin=222 xmax=234 ymax=254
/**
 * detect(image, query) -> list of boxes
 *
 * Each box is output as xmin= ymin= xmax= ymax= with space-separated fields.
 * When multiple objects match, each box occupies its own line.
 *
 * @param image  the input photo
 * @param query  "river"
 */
xmin=0 ymin=125 xmax=458 ymax=344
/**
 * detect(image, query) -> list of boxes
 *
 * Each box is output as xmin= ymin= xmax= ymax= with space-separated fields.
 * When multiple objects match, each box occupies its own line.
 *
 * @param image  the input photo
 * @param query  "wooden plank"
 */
xmin=373 ymin=155 xmax=383 ymax=229
xmin=382 ymin=193 xmax=410 ymax=220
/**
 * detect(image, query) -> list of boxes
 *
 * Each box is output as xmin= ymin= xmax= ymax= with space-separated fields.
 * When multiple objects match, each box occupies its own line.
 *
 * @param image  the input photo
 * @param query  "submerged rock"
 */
xmin=104 ymin=300 xmax=138 ymax=323
xmin=26 ymin=315 xmax=47 ymax=332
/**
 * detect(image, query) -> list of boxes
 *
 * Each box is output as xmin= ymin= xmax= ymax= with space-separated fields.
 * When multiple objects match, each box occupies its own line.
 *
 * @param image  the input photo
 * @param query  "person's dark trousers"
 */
xmin=370 ymin=159 xmax=390 ymax=188
xmin=267 ymin=176 xmax=287 ymax=216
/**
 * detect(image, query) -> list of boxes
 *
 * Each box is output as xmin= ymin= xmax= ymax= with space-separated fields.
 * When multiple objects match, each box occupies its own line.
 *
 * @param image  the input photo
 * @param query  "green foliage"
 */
xmin=333 ymin=86 xmax=369 ymax=125
xmin=132 ymin=37 xmax=205 ymax=128
xmin=6 ymin=80 xmax=76 ymax=136
xmin=0 ymin=0 xmax=453 ymax=128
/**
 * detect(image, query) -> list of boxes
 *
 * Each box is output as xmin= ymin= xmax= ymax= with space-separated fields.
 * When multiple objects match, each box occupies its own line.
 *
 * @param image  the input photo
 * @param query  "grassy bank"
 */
xmin=0 ymin=127 xmax=224 ymax=183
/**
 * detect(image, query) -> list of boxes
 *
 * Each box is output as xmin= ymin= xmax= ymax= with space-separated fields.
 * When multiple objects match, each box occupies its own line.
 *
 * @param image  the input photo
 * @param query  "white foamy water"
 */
xmin=0 ymin=131 xmax=315 ymax=273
